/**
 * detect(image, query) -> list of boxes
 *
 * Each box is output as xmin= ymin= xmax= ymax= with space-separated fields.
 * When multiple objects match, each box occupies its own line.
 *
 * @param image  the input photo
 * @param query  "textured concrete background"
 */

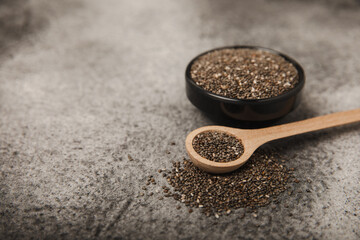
xmin=0 ymin=0 xmax=359 ymax=239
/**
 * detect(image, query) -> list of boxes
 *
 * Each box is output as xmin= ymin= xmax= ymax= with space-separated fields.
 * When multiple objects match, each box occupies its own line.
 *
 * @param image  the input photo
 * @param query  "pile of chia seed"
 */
xmin=192 ymin=131 xmax=244 ymax=162
xmin=190 ymin=48 xmax=299 ymax=100
xmin=162 ymin=150 xmax=292 ymax=217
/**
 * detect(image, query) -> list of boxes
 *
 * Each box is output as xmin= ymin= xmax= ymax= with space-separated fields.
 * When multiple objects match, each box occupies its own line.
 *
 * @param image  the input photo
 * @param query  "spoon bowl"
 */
xmin=185 ymin=126 xmax=260 ymax=173
xmin=186 ymin=109 xmax=360 ymax=174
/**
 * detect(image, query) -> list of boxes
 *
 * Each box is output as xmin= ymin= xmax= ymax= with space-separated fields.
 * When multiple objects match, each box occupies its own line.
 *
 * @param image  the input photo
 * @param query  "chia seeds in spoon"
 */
xmin=192 ymin=131 xmax=244 ymax=162
xmin=190 ymin=48 xmax=299 ymax=100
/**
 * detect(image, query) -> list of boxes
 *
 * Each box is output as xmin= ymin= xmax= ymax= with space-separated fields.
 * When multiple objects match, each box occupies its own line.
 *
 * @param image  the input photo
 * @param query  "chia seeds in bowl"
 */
xmin=185 ymin=46 xmax=305 ymax=123
xmin=190 ymin=48 xmax=299 ymax=100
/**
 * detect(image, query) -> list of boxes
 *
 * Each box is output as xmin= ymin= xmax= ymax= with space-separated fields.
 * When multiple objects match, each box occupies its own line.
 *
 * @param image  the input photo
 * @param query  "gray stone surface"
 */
xmin=0 ymin=0 xmax=359 ymax=239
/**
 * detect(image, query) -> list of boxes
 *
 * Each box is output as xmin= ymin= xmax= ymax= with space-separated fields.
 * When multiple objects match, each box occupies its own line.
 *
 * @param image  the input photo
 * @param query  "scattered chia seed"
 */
xmin=162 ymin=150 xmax=291 ymax=216
xmin=192 ymin=131 xmax=244 ymax=162
xmin=145 ymin=175 xmax=157 ymax=187
xmin=190 ymin=48 xmax=299 ymax=100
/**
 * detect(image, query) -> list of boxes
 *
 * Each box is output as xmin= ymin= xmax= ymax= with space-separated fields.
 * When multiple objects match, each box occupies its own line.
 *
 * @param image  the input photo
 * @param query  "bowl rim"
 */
xmin=185 ymin=45 xmax=305 ymax=105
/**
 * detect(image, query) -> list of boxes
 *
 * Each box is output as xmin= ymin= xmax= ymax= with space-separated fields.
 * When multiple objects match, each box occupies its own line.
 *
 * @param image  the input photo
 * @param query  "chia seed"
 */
xmin=192 ymin=131 xmax=244 ymax=162
xmin=163 ymin=150 xmax=291 ymax=216
xmin=190 ymin=48 xmax=299 ymax=100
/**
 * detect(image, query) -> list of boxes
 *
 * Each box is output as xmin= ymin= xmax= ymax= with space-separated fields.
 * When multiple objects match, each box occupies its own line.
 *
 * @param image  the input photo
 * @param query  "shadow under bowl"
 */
xmin=185 ymin=46 xmax=305 ymax=125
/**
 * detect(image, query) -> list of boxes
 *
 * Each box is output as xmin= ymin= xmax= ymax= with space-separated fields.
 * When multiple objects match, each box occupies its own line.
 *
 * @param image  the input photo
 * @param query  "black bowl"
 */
xmin=185 ymin=46 xmax=305 ymax=124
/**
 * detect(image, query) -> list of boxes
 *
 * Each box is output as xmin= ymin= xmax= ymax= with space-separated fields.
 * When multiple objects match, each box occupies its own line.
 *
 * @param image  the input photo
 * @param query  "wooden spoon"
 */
xmin=185 ymin=109 xmax=360 ymax=174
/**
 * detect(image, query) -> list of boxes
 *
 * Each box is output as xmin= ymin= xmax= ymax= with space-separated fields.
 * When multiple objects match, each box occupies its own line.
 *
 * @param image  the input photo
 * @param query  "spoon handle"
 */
xmin=259 ymin=108 xmax=360 ymax=142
